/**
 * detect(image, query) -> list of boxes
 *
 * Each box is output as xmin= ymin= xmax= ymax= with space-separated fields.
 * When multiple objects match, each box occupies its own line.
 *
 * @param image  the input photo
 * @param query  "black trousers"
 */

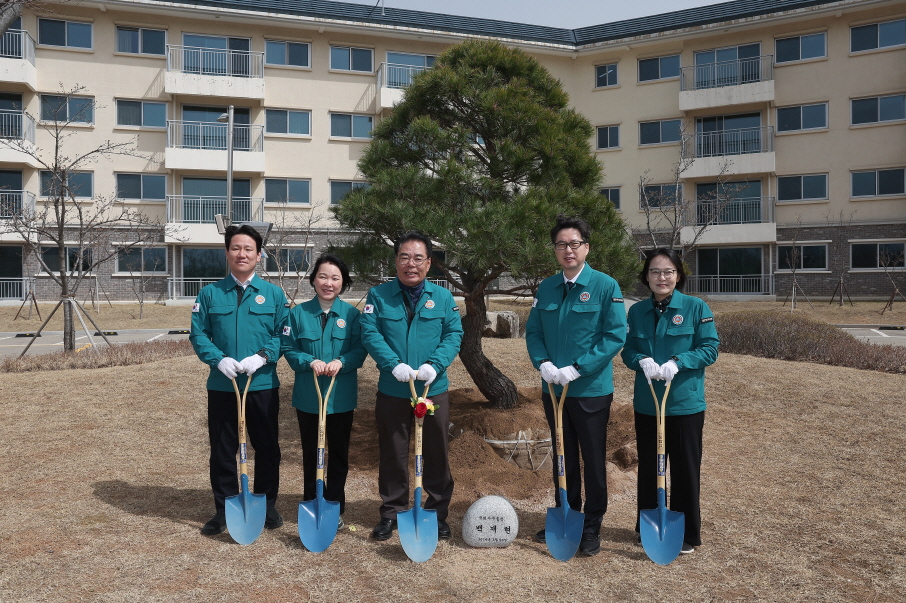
xmin=542 ymin=391 xmax=613 ymax=535
xmin=296 ymin=409 xmax=354 ymax=515
xmin=634 ymin=410 xmax=705 ymax=546
xmin=207 ymin=388 xmax=281 ymax=512
xmin=375 ymin=390 xmax=453 ymax=522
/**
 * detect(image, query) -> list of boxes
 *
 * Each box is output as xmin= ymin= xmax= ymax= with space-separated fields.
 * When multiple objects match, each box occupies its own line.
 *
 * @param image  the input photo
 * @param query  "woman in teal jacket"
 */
xmin=621 ymin=248 xmax=719 ymax=555
xmin=282 ymin=254 xmax=368 ymax=523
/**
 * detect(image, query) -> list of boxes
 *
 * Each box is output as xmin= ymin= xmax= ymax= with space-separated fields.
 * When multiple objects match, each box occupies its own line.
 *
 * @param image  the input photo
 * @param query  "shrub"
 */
xmin=1 ymin=340 xmax=194 ymax=373
xmin=717 ymin=311 xmax=906 ymax=374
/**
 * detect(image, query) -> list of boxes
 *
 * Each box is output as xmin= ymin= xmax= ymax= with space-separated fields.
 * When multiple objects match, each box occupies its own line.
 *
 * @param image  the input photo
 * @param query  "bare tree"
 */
xmin=264 ymin=198 xmax=327 ymax=305
xmin=825 ymin=210 xmax=857 ymax=307
xmin=779 ymin=215 xmax=814 ymax=311
xmin=0 ymin=1 xmax=74 ymax=37
xmin=879 ymin=247 xmax=906 ymax=315
xmin=121 ymin=248 xmax=167 ymax=319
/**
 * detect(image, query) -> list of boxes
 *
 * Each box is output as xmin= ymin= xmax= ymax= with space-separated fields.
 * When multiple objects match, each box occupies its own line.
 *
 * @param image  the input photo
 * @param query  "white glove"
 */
xmin=558 ymin=365 xmax=581 ymax=384
xmin=217 ymin=357 xmax=244 ymax=379
xmin=239 ymin=354 xmax=267 ymax=376
xmin=660 ymin=359 xmax=679 ymax=383
xmin=539 ymin=361 xmax=559 ymax=384
xmin=416 ymin=363 xmax=437 ymax=385
xmin=639 ymin=357 xmax=660 ymax=382
xmin=392 ymin=363 xmax=416 ymax=382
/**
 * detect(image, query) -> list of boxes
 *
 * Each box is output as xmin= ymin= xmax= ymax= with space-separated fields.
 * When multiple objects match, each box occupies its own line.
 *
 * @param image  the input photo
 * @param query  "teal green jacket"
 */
xmin=190 ymin=274 xmax=289 ymax=392
xmin=525 ymin=264 xmax=627 ymax=398
xmin=281 ymin=297 xmax=368 ymax=414
xmin=621 ymin=290 xmax=719 ymax=416
xmin=359 ymin=278 xmax=463 ymax=398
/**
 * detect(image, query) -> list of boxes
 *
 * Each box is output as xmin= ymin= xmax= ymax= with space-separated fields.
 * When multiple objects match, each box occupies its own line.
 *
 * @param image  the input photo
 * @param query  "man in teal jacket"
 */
xmin=190 ymin=224 xmax=289 ymax=537
xmin=525 ymin=215 xmax=627 ymax=556
xmin=359 ymin=231 xmax=463 ymax=542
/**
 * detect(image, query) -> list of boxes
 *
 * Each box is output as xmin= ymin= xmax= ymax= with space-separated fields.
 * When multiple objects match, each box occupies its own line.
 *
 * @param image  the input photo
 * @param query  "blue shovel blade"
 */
xmin=640 ymin=488 xmax=685 ymax=565
xmin=225 ymin=474 xmax=267 ymax=545
xmin=397 ymin=487 xmax=438 ymax=563
xmin=545 ymin=488 xmax=583 ymax=561
xmin=298 ymin=479 xmax=340 ymax=553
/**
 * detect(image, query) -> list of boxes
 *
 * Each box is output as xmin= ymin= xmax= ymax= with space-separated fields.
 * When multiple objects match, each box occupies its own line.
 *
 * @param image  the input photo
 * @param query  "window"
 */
xmin=116 ymin=174 xmax=166 ymax=200
xmin=265 ymin=179 xmax=311 ymax=204
xmin=330 ymin=181 xmax=368 ymax=205
xmin=596 ymin=125 xmax=619 ymax=150
xmin=777 ymin=174 xmax=828 ymax=202
xmin=693 ymin=43 xmax=762 ymax=89
xmin=851 ymin=19 xmax=906 ymax=52
xmin=639 ymin=119 xmax=682 ymax=145
xmin=595 ymin=63 xmax=617 ymax=88
xmin=330 ymin=113 xmax=372 ymax=139
xmin=116 ymin=100 xmax=166 ymax=128
xmin=641 ymin=184 xmax=681 ymax=208
xmin=599 ymin=187 xmax=620 ymax=210
xmin=265 ymin=40 xmax=310 ymax=67
xmin=41 ymin=95 xmax=94 ymax=124
xmin=265 ymin=109 xmax=311 ymax=135
xmin=265 ymin=248 xmax=311 ymax=274
xmin=638 ymin=54 xmax=680 ymax=82
xmin=775 ymin=32 xmax=826 ymax=63
xmin=851 ymin=168 xmax=905 ymax=197
xmin=41 ymin=246 xmax=92 ymax=273
xmin=38 ymin=19 xmax=92 ymax=49
xmin=117 ymin=247 xmax=167 ymax=273
xmin=778 ymin=244 xmax=827 ymax=270
xmin=40 ymin=171 xmax=93 ymax=198
xmin=330 ymin=45 xmax=373 ymax=72
xmin=851 ymin=242 xmax=905 ymax=269
xmin=851 ymin=94 xmax=906 ymax=125
xmin=116 ymin=26 xmax=165 ymax=55
xmin=777 ymin=103 xmax=827 ymax=132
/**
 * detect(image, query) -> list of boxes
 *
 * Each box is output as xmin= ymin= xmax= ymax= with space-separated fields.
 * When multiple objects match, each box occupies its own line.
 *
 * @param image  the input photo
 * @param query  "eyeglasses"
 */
xmin=648 ymin=268 xmax=677 ymax=278
xmin=553 ymin=240 xmax=587 ymax=251
xmin=397 ymin=254 xmax=428 ymax=266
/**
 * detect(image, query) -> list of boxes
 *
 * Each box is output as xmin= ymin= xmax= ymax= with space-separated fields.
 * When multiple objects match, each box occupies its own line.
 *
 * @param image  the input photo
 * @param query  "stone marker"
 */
xmin=461 ymin=495 xmax=519 ymax=547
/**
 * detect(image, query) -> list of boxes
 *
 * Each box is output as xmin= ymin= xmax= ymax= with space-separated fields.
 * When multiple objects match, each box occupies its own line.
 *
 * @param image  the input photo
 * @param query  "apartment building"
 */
xmin=0 ymin=0 xmax=903 ymax=302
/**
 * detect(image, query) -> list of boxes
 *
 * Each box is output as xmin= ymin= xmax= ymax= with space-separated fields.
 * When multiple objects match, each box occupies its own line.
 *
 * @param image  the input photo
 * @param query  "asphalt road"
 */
xmin=0 ymin=329 xmax=190 ymax=359
xmin=839 ymin=326 xmax=906 ymax=348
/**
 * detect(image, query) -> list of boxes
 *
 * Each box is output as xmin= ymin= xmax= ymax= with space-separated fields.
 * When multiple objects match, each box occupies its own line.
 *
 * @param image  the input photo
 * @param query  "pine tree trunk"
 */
xmin=458 ymin=290 xmax=518 ymax=409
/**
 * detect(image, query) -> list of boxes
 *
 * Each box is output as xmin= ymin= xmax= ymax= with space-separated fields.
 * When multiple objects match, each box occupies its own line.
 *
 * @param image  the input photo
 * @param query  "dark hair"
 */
xmin=224 ymin=224 xmax=263 ymax=253
xmin=639 ymin=248 xmax=686 ymax=290
xmin=394 ymin=231 xmax=433 ymax=256
xmin=308 ymin=253 xmax=352 ymax=294
xmin=549 ymin=215 xmax=591 ymax=245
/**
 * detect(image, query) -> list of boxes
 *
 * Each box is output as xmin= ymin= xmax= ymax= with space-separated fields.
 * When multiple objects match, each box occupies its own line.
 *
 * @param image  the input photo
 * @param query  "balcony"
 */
xmin=0 ymin=277 xmax=34 ymax=300
xmin=681 ymin=127 xmax=775 ymax=178
xmin=0 ymin=29 xmax=37 ymax=89
xmin=165 ymin=121 xmax=265 ymax=173
xmin=376 ymin=62 xmax=427 ymax=109
xmin=166 ymin=195 xmax=265 ymax=243
xmin=165 ymin=45 xmax=264 ymax=100
xmin=681 ymin=197 xmax=777 ymax=245
xmin=684 ymin=274 xmax=774 ymax=296
xmin=0 ymin=190 xmax=36 ymax=218
xmin=0 ymin=109 xmax=39 ymax=167
xmin=679 ymin=56 xmax=773 ymax=112
xmin=168 ymin=277 xmax=220 ymax=299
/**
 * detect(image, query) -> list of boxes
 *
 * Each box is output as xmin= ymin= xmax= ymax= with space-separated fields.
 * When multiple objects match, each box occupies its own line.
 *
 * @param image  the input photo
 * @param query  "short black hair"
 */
xmin=639 ymin=248 xmax=686 ymax=290
xmin=308 ymin=253 xmax=352 ymax=294
xmin=224 ymin=224 xmax=263 ymax=253
xmin=550 ymin=215 xmax=591 ymax=245
xmin=394 ymin=231 xmax=433 ymax=256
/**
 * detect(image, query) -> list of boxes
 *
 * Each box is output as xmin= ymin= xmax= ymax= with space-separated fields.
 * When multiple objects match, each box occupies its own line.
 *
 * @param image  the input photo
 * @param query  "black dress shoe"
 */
xmin=535 ymin=528 xmax=546 ymax=543
xmin=371 ymin=518 xmax=397 ymax=541
xmin=438 ymin=520 xmax=451 ymax=539
xmin=264 ymin=508 xmax=284 ymax=529
xmin=201 ymin=512 xmax=226 ymax=536
xmin=579 ymin=532 xmax=601 ymax=557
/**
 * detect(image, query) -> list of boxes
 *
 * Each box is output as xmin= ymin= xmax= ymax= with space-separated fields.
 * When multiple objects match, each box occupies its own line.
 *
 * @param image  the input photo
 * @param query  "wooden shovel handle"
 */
xmin=312 ymin=371 xmax=337 ymax=481
xmin=546 ymin=382 xmax=569 ymax=491
xmin=232 ymin=376 xmax=253 ymax=477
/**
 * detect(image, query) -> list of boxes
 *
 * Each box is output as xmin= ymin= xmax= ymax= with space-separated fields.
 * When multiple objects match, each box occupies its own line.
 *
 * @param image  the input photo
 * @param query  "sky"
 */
xmin=340 ymin=0 xmax=725 ymax=29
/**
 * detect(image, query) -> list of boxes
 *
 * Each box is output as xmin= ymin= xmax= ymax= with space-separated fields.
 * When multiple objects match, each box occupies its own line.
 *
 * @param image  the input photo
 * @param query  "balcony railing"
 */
xmin=695 ymin=196 xmax=774 ymax=225
xmin=0 ymin=109 xmax=36 ymax=143
xmin=166 ymin=120 xmax=263 ymax=151
xmin=685 ymin=274 xmax=774 ymax=295
xmin=681 ymin=55 xmax=773 ymax=91
xmin=0 ymin=277 xmax=34 ymax=300
xmin=380 ymin=276 xmax=452 ymax=291
xmin=166 ymin=45 xmax=264 ymax=78
xmin=376 ymin=62 xmax=428 ymax=89
xmin=168 ymin=277 xmax=220 ymax=299
xmin=0 ymin=190 xmax=36 ymax=218
xmin=167 ymin=195 xmax=264 ymax=223
xmin=0 ymin=29 xmax=36 ymax=64
xmin=683 ymin=126 xmax=774 ymax=158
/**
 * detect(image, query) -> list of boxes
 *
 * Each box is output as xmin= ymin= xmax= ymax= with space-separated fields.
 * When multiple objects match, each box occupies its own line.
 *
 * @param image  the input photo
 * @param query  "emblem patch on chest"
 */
xmin=336 ymin=319 xmax=346 ymax=329
xmin=672 ymin=315 xmax=684 ymax=325
xmin=255 ymin=295 xmax=265 ymax=305
xmin=579 ymin=292 xmax=590 ymax=302
xmin=424 ymin=300 xmax=435 ymax=309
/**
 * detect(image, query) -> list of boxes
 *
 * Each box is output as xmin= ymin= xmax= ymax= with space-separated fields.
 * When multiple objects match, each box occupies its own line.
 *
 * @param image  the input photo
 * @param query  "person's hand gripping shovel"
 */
xmin=544 ymin=381 xmax=584 ymax=561
xmin=225 ymin=375 xmax=267 ymax=545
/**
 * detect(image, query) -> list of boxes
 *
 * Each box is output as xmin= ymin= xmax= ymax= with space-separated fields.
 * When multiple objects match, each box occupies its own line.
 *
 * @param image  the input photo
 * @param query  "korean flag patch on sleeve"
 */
xmin=532 ymin=298 xmax=538 ymax=308
xmin=364 ymin=304 xmax=374 ymax=314
xmin=192 ymin=303 xmax=200 ymax=313
xmin=282 ymin=325 xmax=291 ymax=336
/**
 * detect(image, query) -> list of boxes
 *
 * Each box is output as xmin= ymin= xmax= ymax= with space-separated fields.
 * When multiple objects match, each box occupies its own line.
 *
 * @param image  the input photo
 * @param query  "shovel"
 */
xmin=545 ymin=382 xmax=584 ymax=561
xmin=225 ymin=376 xmax=267 ymax=545
xmin=640 ymin=379 xmax=685 ymax=565
xmin=397 ymin=377 xmax=438 ymax=563
xmin=298 ymin=372 xmax=341 ymax=553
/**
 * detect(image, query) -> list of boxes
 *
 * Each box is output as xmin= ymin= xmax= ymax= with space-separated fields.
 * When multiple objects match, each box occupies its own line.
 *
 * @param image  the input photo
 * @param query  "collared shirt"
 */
xmin=562 ymin=263 xmax=586 ymax=288
xmin=231 ymin=272 xmax=254 ymax=289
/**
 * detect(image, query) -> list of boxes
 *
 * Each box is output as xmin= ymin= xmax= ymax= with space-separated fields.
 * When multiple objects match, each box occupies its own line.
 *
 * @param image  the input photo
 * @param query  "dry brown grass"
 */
xmin=0 ymin=340 xmax=194 ymax=373
xmin=2 ymin=339 xmax=904 ymax=602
